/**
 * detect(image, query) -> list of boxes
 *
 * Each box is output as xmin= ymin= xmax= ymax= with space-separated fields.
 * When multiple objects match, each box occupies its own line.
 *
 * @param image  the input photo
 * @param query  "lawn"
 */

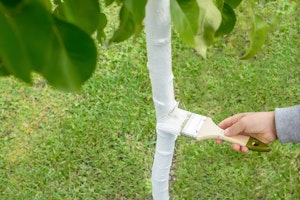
xmin=0 ymin=0 xmax=299 ymax=199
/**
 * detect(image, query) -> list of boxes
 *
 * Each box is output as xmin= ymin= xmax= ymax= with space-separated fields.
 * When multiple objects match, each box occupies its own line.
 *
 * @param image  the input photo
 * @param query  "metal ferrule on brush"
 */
xmin=181 ymin=113 xmax=207 ymax=138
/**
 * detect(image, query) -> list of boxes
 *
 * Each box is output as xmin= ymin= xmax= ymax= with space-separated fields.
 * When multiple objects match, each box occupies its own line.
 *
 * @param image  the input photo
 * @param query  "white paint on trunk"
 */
xmin=145 ymin=0 xmax=191 ymax=199
xmin=145 ymin=0 xmax=176 ymax=121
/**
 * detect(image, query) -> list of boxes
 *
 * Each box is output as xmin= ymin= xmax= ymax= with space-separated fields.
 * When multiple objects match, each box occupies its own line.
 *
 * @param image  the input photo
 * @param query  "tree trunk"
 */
xmin=145 ymin=0 xmax=179 ymax=199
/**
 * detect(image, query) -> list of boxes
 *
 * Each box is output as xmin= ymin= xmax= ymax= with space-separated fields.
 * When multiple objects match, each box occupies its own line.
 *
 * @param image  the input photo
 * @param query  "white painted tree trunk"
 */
xmin=145 ymin=0 xmax=188 ymax=199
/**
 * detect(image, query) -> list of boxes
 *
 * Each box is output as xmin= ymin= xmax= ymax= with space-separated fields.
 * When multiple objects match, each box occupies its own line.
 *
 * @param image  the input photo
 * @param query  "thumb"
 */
xmin=224 ymin=119 xmax=246 ymax=137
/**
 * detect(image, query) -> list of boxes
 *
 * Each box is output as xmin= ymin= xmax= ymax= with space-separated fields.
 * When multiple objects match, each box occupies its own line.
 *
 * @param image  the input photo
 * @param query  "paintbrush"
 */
xmin=181 ymin=113 xmax=271 ymax=152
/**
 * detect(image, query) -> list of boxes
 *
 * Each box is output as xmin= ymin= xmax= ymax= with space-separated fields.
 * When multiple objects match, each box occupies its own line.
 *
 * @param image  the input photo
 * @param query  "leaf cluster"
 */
xmin=170 ymin=0 xmax=269 ymax=59
xmin=0 ymin=0 xmax=270 ymax=91
xmin=0 ymin=0 xmax=149 ymax=91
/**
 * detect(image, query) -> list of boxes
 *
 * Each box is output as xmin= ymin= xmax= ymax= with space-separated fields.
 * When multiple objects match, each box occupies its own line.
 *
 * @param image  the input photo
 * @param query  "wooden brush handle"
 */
xmin=196 ymin=117 xmax=271 ymax=152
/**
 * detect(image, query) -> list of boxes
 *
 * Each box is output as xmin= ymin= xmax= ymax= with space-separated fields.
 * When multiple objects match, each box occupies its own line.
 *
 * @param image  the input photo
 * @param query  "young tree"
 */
xmin=0 ymin=0 xmax=269 ymax=199
xmin=145 ymin=0 xmax=269 ymax=198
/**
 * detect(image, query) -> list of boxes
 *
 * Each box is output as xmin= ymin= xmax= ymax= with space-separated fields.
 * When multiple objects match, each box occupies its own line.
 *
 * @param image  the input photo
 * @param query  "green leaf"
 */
xmin=170 ymin=0 xmax=200 ymax=47
xmin=0 ymin=6 xmax=32 ymax=82
xmin=241 ymin=14 xmax=269 ymax=60
xmin=53 ymin=0 xmax=61 ymax=6
xmin=97 ymin=12 xmax=108 ymax=42
xmin=105 ymin=0 xmax=115 ymax=6
xmin=110 ymin=0 xmax=146 ymax=43
xmin=44 ymin=17 xmax=97 ymax=91
xmin=225 ymin=0 xmax=243 ymax=9
xmin=54 ymin=0 xmax=100 ymax=35
xmin=0 ymin=0 xmax=22 ymax=8
xmin=0 ymin=0 xmax=97 ymax=91
xmin=38 ymin=0 xmax=52 ymax=11
xmin=215 ymin=0 xmax=225 ymax=10
xmin=171 ymin=0 xmax=221 ymax=58
xmin=123 ymin=0 xmax=146 ymax=25
xmin=110 ymin=5 xmax=135 ymax=43
xmin=7 ymin=1 xmax=56 ymax=72
xmin=0 ymin=58 xmax=12 ymax=76
xmin=195 ymin=0 xmax=222 ymax=58
xmin=216 ymin=3 xmax=236 ymax=36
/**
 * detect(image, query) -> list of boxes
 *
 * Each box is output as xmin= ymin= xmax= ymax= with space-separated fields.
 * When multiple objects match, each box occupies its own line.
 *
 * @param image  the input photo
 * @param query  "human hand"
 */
xmin=216 ymin=112 xmax=277 ymax=153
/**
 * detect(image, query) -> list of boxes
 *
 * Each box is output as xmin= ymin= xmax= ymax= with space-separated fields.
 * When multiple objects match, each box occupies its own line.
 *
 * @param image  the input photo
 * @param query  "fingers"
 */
xmin=224 ymin=117 xmax=247 ymax=137
xmin=216 ymin=141 xmax=249 ymax=153
xmin=231 ymin=144 xmax=249 ymax=153
xmin=219 ymin=113 xmax=251 ymax=137
xmin=218 ymin=114 xmax=244 ymax=130
xmin=217 ymin=114 xmax=250 ymax=153
xmin=215 ymin=139 xmax=223 ymax=144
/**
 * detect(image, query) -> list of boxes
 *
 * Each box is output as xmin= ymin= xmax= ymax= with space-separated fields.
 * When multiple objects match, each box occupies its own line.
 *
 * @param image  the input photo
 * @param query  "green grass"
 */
xmin=0 ymin=0 xmax=299 ymax=199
